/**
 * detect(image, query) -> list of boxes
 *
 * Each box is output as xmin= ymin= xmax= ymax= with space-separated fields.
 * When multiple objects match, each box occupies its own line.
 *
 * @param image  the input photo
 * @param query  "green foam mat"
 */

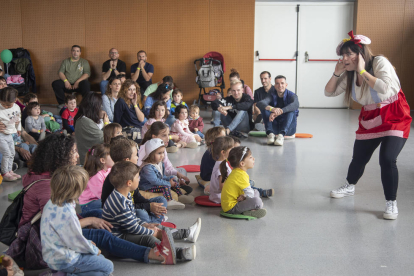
xmin=220 ymin=211 xmax=256 ymax=220
xmin=248 ymin=131 xmax=266 ymax=137
xmin=8 ymin=190 xmax=21 ymax=201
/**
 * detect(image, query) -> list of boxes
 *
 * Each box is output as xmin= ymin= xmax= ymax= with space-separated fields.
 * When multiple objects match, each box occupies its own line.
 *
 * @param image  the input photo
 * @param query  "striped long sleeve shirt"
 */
xmin=102 ymin=189 xmax=154 ymax=237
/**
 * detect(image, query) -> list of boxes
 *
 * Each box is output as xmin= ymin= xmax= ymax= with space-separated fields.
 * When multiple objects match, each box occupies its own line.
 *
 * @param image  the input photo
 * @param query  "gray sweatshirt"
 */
xmin=25 ymin=116 xmax=46 ymax=133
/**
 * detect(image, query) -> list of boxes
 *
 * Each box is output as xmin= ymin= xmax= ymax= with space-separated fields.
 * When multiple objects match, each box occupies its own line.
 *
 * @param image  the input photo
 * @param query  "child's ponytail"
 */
xmin=83 ymin=144 xmax=110 ymax=177
xmin=220 ymin=160 xmax=229 ymax=183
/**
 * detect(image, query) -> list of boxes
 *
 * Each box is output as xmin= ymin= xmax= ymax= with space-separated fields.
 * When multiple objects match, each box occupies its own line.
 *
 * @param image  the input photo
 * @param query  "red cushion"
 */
xmin=194 ymin=195 xmax=221 ymax=207
xmin=161 ymin=222 xmax=176 ymax=229
xmin=176 ymin=165 xmax=201 ymax=172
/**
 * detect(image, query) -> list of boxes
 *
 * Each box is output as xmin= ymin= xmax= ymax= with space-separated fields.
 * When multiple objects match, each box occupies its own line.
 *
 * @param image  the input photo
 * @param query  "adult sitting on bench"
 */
xmin=257 ymin=75 xmax=299 ymax=146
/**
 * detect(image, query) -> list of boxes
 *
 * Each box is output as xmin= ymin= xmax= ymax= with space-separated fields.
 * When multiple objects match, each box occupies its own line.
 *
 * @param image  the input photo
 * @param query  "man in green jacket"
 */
xmin=52 ymin=45 xmax=91 ymax=107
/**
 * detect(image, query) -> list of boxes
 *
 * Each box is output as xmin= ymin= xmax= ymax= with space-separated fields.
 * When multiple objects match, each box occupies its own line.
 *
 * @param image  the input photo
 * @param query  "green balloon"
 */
xmin=0 ymin=50 xmax=13 ymax=63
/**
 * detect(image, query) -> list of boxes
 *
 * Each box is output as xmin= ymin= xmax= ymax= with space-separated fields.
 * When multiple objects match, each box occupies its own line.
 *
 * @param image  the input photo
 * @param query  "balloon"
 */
xmin=0 ymin=50 xmax=13 ymax=63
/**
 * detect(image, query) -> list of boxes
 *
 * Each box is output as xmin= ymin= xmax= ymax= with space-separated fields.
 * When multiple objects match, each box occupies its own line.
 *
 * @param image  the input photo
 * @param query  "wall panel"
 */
xmin=0 ymin=0 xmax=23 ymax=73
xmin=21 ymin=0 xmax=85 ymax=104
xmin=400 ymin=0 xmax=414 ymax=107
xmin=210 ymin=0 xmax=255 ymax=92
xmin=85 ymin=0 xmax=148 ymax=91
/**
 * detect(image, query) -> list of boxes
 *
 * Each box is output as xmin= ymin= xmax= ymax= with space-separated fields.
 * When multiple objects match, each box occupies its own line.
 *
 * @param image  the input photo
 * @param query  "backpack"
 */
xmin=197 ymin=63 xmax=216 ymax=88
xmin=0 ymin=179 xmax=48 ymax=246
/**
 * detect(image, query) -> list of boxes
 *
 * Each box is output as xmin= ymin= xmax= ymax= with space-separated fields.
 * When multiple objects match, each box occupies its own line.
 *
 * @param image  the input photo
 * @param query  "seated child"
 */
xmin=140 ymin=122 xmax=192 ymax=194
xmin=170 ymin=105 xmax=201 ymax=149
xmin=100 ymin=136 xmax=168 ymax=224
xmin=209 ymin=137 xmax=273 ymax=203
xmin=139 ymin=138 xmax=194 ymax=209
xmin=221 ymin=146 xmax=267 ymax=218
xmin=170 ymin=89 xmax=187 ymax=115
xmin=79 ymin=144 xmax=114 ymax=213
xmin=24 ymin=102 xmax=46 ymax=141
xmin=103 ymin=122 xmax=123 ymax=144
xmin=0 ymin=255 xmax=23 ymax=276
xmin=188 ymin=105 xmax=204 ymax=139
xmin=61 ymin=94 xmax=78 ymax=135
xmin=40 ymin=165 xmax=114 ymax=275
xmin=103 ymin=161 xmax=200 ymax=264
xmin=195 ymin=126 xmax=225 ymax=186
xmin=22 ymin=93 xmax=61 ymax=127
xmin=142 ymin=100 xmax=167 ymax=137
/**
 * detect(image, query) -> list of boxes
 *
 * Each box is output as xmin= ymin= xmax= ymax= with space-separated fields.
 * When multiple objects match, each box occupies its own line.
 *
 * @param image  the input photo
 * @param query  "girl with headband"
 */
xmin=325 ymin=31 xmax=412 ymax=220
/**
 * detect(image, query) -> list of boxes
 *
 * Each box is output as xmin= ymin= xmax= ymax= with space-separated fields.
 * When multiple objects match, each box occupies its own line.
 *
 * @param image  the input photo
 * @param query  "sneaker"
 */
xmin=330 ymin=182 xmax=355 ymax=198
xmin=167 ymin=200 xmax=185 ymax=210
xmin=3 ymin=172 xmax=17 ymax=182
xmin=204 ymin=183 xmax=211 ymax=195
xmin=154 ymin=228 xmax=176 ymax=265
xmin=274 ymin=134 xmax=284 ymax=146
xmin=176 ymin=245 xmax=196 ymax=261
xmin=185 ymin=142 xmax=198 ymax=149
xmin=267 ymin=133 xmax=275 ymax=144
xmin=261 ymin=189 xmax=274 ymax=198
xmin=195 ymin=175 xmax=209 ymax=187
xmin=186 ymin=218 xmax=201 ymax=243
xmin=178 ymin=194 xmax=194 ymax=204
xmin=9 ymin=171 xmax=21 ymax=179
xmin=383 ymin=200 xmax=398 ymax=220
xmin=284 ymin=134 xmax=296 ymax=140
xmin=166 ymin=146 xmax=178 ymax=153
xmin=243 ymin=208 xmax=267 ymax=218
xmin=230 ymin=130 xmax=248 ymax=139
xmin=254 ymin=123 xmax=265 ymax=131
xmin=162 ymin=215 xmax=168 ymax=222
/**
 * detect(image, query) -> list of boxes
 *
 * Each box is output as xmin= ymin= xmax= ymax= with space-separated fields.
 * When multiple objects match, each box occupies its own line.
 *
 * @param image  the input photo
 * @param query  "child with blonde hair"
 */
xmin=221 ymin=146 xmax=266 ymax=218
xmin=79 ymin=144 xmax=114 ymax=213
xmin=41 ymin=165 xmax=114 ymax=275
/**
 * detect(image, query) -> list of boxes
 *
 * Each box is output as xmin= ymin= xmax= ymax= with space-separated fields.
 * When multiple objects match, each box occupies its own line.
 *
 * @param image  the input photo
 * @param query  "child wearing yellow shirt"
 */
xmin=221 ymin=146 xmax=266 ymax=218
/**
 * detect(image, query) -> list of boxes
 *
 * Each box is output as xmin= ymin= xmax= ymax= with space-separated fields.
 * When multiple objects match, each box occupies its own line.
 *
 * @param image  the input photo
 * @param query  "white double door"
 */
xmin=253 ymin=2 xmax=354 ymax=108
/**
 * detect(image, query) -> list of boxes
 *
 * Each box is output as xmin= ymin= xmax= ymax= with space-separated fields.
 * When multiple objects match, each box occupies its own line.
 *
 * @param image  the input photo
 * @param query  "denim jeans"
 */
xmin=262 ymin=110 xmax=297 ymax=136
xmin=194 ymin=130 xmax=205 ymax=139
xmin=135 ymin=196 xmax=168 ymax=224
xmin=60 ymin=253 xmax=113 ymax=276
xmin=82 ymin=228 xmax=151 ymax=263
xmin=79 ymin=208 xmax=103 ymax=219
xmin=220 ymin=110 xmax=250 ymax=133
xmin=80 ymin=199 xmax=102 ymax=214
xmin=100 ymin=80 xmax=109 ymax=95
xmin=165 ymin=114 xmax=175 ymax=127
xmin=212 ymin=110 xmax=221 ymax=127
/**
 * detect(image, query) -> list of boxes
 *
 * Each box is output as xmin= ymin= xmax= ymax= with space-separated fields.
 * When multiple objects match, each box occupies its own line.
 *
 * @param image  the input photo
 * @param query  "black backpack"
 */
xmin=0 ymin=179 xmax=48 ymax=246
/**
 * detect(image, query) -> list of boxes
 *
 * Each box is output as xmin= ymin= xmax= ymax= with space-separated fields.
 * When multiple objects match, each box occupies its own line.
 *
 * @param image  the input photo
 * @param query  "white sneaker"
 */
xmin=383 ymin=200 xmax=398 ymax=220
xmin=179 ymin=245 xmax=196 ymax=261
xmin=330 ymin=182 xmax=355 ymax=198
xmin=267 ymin=133 xmax=275 ymax=144
xmin=167 ymin=200 xmax=185 ymax=210
xmin=274 ymin=134 xmax=284 ymax=146
xmin=186 ymin=217 xmax=201 ymax=243
xmin=178 ymin=194 xmax=194 ymax=204
xmin=162 ymin=215 xmax=168 ymax=222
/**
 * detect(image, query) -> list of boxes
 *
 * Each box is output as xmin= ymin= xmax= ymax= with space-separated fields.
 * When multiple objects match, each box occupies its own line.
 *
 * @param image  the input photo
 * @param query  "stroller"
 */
xmin=3 ymin=48 xmax=36 ymax=96
xmin=194 ymin=51 xmax=225 ymax=107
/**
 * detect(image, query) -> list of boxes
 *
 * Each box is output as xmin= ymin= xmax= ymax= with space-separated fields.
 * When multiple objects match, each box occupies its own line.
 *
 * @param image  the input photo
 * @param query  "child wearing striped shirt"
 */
xmin=102 ymin=161 xmax=202 ymax=264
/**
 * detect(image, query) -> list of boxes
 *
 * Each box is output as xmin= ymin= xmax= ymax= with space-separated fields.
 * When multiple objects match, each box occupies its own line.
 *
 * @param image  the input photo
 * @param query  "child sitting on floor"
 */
xmin=139 ymin=138 xmax=194 ymax=209
xmin=188 ymin=105 xmax=204 ymax=139
xmin=139 ymin=122 xmax=192 ymax=195
xmin=170 ymin=89 xmax=188 ymax=115
xmin=24 ymin=102 xmax=46 ymax=141
xmin=103 ymin=122 xmax=123 ymax=144
xmin=221 ymin=146 xmax=267 ymax=218
xmin=209 ymin=137 xmax=273 ymax=203
xmin=195 ymin=126 xmax=225 ymax=187
xmin=100 ymin=136 xmax=168 ymax=224
xmin=79 ymin=144 xmax=114 ymax=213
xmin=170 ymin=105 xmax=201 ymax=149
xmin=103 ymin=161 xmax=200 ymax=264
xmin=61 ymin=94 xmax=78 ymax=135
xmin=142 ymin=100 xmax=168 ymax=137
xmin=41 ymin=165 xmax=114 ymax=275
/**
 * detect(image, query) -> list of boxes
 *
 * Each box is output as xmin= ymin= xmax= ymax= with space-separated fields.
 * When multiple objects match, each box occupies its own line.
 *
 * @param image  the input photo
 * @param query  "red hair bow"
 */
xmin=345 ymin=31 xmax=362 ymax=49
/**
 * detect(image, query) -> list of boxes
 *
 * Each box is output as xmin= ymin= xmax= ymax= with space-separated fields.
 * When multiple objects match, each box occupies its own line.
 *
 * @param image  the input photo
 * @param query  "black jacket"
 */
xmin=212 ymin=94 xmax=254 ymax=130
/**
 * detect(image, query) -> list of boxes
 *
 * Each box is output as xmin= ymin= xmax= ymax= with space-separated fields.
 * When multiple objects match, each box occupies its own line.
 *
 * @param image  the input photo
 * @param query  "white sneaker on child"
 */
xmin=330 ymin=182 xmax=355 ymax=198
xmin=186 ymin=218 xmax=201 ymax=243
xmin=167 ymin=200 xmax=185 ymax=210
xmin=10 ymin=171 xmax=21 ymax=179
xmin=176 ymin=244 xmax=196 ymax=261
xmin=274 ymin=134 xmax=284 ymax=146
xmin=383 ymin=200 xmax=398 ymax=220
xmin=267 ymin=133 xmax=275 ymax=144
xmin=3 ymin=172 xmax=17 ymax=182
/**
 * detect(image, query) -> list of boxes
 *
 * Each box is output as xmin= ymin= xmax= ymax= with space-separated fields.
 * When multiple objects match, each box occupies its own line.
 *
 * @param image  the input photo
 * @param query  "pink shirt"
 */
xmin=79 ymin=168 xmax=111 ymax=205
xmin=244 ymin=84 xmax=253 ymax=100
xmin=141 ymin=118 xmax=165 ymax=137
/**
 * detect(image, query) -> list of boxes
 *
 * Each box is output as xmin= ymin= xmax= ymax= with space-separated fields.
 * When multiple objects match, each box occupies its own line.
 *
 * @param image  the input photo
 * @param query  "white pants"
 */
xmin=0 ymin=133 xmax=15 ymax=174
